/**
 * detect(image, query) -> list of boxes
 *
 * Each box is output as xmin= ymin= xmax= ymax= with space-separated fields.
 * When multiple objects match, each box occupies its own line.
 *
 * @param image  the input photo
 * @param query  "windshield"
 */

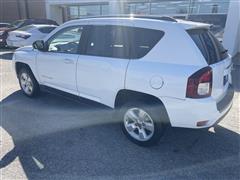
xmin=10 ymin=20 xmax=24 ymax=28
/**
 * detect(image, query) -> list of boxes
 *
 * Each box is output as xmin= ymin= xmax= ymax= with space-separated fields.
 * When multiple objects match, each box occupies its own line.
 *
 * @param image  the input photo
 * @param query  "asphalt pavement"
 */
xmin=0 ymin=49 xmax=239 ymax=180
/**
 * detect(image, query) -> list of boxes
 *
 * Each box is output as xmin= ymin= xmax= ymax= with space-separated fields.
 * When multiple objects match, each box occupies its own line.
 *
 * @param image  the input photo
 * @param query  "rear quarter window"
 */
xmin=130 ymin=28 xmax=165 ymax=59
xmin=188 ymin=29 xmax=228 ymax=65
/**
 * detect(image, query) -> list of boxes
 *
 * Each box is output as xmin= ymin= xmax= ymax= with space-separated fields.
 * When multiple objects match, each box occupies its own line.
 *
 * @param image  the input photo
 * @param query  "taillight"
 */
xmin=186 ymin=67 xmax=212 ymax=98
xmin=16 ymin=34 xmax=30 ymax=39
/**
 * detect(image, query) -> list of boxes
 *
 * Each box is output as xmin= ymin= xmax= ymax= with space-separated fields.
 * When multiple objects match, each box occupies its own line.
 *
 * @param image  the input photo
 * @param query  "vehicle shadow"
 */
xmin=1 ymin=90 xmax=240 ymax=179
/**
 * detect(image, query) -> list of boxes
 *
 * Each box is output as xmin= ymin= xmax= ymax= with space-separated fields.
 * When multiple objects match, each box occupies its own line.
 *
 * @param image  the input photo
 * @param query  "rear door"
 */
xmin=188 ymin=29 xmax=232 ymax=102
xmin=76 ymin=24 xmax=131 ymax=107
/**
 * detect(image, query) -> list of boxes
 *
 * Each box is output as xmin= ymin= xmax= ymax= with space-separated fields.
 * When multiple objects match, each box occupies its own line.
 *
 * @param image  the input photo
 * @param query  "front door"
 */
xmin=36 ymin=26 xmax=84 ymax=94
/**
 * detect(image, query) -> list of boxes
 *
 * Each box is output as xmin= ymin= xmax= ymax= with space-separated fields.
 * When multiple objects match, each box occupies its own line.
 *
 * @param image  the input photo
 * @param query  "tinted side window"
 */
xmin=85 ymin=25 xmax=164 ymax=59
xmin=85 ymin=25 xmax=130 ymax=59
xmin=105 ymin=26 xmax=130 ymax=59
xmin=38 ymin=27 xmax=56 ymax=34
xmin=85 ymin=26 xmax=105 ymax=57
xmin=130 ymin=28 xmax=165 ymax=59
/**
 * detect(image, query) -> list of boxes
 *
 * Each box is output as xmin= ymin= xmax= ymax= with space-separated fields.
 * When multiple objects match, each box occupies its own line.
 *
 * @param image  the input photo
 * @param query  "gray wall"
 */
xmin=0 ymin=0 xmax=46 ymax=23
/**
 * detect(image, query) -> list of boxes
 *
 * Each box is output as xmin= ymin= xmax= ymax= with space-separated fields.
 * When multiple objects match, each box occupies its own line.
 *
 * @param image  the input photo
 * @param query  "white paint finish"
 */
xmin=76 ymin=19 xmax=132 ymax=107
xmin=161 ymin=95 xmax=233 ymax=128
xmin=210 ymin=57 xmax=232 ymax=102
xmin=223 ymin=0 xmax=240 ymax=56
xmin=132 ymin=19 xmax=208 ymax=66
xmin=125 ymin=61 xmax=201 ymax=100
xmin=76 ymin=55 xmax=129 ymax=107
xmin=12 ymin=17 xmax=234 ymax=129
xmin=36 ymin=52 xmax=79 ymax=93
xmin=12 ymin=46 xmax=40 ymax=82
xmin=150 ymin=76 xmax=164 ymax=89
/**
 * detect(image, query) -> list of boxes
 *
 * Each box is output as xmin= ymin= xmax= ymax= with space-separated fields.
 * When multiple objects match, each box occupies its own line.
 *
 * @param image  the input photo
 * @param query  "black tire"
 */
xmin=119 ymin=101 xmax=168 ymax=147
xmin=18 ymin=66 xmax=40 ymax=97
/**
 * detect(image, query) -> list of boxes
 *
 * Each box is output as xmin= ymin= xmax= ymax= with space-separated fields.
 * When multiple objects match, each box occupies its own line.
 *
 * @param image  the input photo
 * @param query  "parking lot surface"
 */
xmin=0 ymin=49 xmax=239 ymax=179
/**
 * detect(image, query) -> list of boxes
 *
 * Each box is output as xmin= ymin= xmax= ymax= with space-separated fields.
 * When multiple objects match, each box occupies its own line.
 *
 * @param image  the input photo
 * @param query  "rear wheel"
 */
xmin=18 ymin=67 xmax=40 ymax=97
xmin=120 ymin=102 xmax=167 ymax=146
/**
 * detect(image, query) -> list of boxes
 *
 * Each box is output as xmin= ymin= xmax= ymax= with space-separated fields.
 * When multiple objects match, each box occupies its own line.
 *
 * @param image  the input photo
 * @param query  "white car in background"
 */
xmin=6 ymin=24 xmax=57 ymax=48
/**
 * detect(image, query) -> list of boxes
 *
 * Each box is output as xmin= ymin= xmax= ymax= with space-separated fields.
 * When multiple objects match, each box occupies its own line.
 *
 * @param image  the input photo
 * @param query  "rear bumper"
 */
xmin=161 ymin=85 xmax=234 ymax=129
xmin=216 ymin=85 xmax=234 ymax=113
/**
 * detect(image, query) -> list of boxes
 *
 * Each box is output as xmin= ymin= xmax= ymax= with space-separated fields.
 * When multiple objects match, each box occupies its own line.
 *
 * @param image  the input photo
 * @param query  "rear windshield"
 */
xmin=18 ymin=25 xmax=35 ymax=31
xmin=38 ymin=26 xmax=56 ymax=34
xmin=10 ymin=20 xmax=24 ymax=28
xmin=188 ymin=29 xmax=228 ymax=65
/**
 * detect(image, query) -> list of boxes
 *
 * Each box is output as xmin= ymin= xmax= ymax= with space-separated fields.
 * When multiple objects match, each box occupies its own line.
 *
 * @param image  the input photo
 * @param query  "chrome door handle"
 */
xmin=64 ymin=59 xmax=74 ymax=64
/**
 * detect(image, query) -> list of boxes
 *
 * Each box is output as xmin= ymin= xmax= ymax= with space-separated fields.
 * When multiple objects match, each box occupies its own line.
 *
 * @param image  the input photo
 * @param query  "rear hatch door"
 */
xmin=188 ymin=29 xmax=232 ymax=102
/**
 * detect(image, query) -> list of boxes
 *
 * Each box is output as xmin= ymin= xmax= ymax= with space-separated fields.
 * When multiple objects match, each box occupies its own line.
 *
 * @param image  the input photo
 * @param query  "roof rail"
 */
xmin=76 ymin=14 xmax=177 ymax=22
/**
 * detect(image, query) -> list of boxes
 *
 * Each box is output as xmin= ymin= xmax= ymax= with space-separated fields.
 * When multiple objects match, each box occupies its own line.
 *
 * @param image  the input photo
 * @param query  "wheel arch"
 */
xmin=15 ymin=62 xmax=34 ymax=78
xmin=114 ymin=89 xmax=170 ymax=124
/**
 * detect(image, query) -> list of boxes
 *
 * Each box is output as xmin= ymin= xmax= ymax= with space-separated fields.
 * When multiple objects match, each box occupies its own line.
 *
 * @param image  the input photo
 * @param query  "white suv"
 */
xmin=12 ymin=16 xmax=234 ymax=146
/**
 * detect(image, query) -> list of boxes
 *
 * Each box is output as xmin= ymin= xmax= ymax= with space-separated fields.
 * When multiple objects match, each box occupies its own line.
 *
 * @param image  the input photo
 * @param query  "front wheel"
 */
xmin=18 ymin=67 xmax=40 ymax=97
xmin=120 ymin=102 xmax=167 ymax=147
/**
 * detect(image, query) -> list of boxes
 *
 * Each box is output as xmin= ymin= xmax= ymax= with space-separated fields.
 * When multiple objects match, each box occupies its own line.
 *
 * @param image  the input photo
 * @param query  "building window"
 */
xmin=127 ymin=3 xmax=150 ymax=15
xmin=69 ymin=6 xmax=79 ymax=19
xmin=79 ymin=5 xmax=101 ymax=16
xmin=101 ymin=4 xmax=109 ymax=15
xmin=125 ymin=0 xmax=230 ymax=15
xmin=68 ymin=4 xmax=109 ymax=20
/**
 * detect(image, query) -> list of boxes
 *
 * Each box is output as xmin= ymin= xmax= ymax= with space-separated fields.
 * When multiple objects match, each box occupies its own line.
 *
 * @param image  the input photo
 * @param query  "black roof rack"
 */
xmin=77 ymin=14 xmax=177 ymax=22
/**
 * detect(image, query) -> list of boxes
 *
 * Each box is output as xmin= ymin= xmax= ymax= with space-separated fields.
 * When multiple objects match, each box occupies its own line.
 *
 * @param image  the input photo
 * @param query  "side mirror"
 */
xmin=33 ymin=40 xmax=47 ymax=51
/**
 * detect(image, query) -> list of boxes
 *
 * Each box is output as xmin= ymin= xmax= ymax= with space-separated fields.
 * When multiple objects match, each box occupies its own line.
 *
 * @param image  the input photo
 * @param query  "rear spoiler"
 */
xmin=176 ymin=19 xmax=211 ymax=30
